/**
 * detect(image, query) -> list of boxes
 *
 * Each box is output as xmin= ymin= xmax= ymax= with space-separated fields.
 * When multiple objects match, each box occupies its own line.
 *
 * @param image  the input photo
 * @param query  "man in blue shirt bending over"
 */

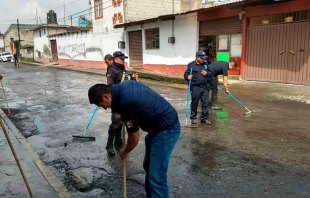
xmin=88 ymin=80 xmax=180 ymax=198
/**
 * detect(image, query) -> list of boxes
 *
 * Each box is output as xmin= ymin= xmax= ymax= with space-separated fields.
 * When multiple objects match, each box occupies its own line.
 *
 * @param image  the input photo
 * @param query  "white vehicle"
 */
xmin=0 ymin=52 xmax=13 ymax=62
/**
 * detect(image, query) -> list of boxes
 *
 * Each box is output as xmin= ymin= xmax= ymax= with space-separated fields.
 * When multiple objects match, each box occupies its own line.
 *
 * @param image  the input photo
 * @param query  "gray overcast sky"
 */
xmin=0 ymin=0 xmax=90 ymax=34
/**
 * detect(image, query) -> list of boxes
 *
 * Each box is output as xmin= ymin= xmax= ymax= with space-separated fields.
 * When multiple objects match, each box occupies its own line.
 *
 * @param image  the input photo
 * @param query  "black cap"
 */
xmin=113 ymin=51 xmax=128 ymax=60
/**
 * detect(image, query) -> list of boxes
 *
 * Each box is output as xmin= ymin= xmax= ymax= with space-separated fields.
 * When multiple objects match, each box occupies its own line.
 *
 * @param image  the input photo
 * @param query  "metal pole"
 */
xmin=36 ymin=8 xmax=38 ymax=26
xmin=17 ymin=19 xmax=21 ymax=61
xmin=0 ymin=119 xmax=34 ymax=198
xmin=70 ymin=16 xmax=72 ymax=26
xmin=64 ymin=0 xmax=66 ymax=25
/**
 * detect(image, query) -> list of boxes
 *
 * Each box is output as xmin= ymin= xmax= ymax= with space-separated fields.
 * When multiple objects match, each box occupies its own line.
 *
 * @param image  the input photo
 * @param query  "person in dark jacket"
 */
xmin=184 ymin=51 xmax=212 ymax=125
xmin=104 ymin=54 xmax=113 ymax=84
xmin=88 ymin=81 xmax=180 ymax=198
xmin=207 ymin=61 xmax=236 ymax=110
xmin=105 ymin=51 xmax=138 ymax=155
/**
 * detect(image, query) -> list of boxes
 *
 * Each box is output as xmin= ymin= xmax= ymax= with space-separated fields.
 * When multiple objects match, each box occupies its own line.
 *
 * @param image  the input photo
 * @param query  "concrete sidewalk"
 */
xmin=20 ymin=61 xmax=240 ymax=85
xmin=0 ymin=109 xmax=71 ymax=198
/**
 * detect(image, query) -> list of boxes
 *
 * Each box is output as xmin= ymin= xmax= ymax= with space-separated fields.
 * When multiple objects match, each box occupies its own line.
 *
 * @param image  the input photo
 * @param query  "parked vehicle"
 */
xmin=0 ymin=52 xmax=13 ymax=62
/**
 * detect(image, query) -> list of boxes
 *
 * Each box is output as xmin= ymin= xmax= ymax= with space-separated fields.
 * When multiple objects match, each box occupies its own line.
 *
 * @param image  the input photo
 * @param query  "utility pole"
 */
xmin=70 ymin=16 xmax=72 ymax=26
xmin=64 ymin=0 xmax=66 ymax=25
xmin=36 ymin=8 xmax=38 ymax=25
xmin=17 ymin=19 xmax=21 ymax=60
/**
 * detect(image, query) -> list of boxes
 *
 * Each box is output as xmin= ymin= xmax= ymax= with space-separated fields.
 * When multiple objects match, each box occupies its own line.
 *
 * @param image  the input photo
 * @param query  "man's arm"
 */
xmin=118 ymin=104 xmax=140 ymax=159
xmin=106 ymin=69 xmax=115 ymax=85
xmin=184 ymin=65 xmax=192 ymax=81
xmin=223 ymin=76 xmax=229 ymax=93
xmin=120 ymin=131 xmax=139 ymax=160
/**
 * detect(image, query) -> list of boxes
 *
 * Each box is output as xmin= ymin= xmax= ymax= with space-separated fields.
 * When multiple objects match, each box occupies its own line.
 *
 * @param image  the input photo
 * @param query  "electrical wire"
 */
xmin=57 ymin=0 xmax=112 ymax=22
xmin=0 ymin=0 xmax=83 ymax=22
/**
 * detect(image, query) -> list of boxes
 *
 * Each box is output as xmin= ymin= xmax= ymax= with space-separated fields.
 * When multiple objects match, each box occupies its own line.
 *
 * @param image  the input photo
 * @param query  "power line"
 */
xmin=0 ymin=0 xmax=83 ymax=22
xmin=58 ymin=3 xmax=113 ymax=23
xmin=57 ymin=0 xmax=111 ymax=22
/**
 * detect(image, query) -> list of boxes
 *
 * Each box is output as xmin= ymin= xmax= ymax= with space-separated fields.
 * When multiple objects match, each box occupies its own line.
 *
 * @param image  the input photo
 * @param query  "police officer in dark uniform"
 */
xmin=184 ymin=51 xmax=212 ymax=125
xmin=105 ymin=51 xmax=138 ymax=155
xmin=208 ymin=61 xmax=236 ymax=110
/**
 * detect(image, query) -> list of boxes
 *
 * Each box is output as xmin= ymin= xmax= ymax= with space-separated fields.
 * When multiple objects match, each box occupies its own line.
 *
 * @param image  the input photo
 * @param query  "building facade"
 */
xmin=116 ymin=0 xmax=310 ymax=85
xmin=3 ymin=24 xmax=36 ymax=54
xmin=31 ymin=25 xmax=68 ymax=63
xmin=48 ymin=0 xmax=206 ymax=69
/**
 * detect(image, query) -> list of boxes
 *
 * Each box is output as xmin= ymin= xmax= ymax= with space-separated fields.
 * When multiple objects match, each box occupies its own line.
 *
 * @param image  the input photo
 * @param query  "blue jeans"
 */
xmin=143 ymin=121 xmax=181 ymax=198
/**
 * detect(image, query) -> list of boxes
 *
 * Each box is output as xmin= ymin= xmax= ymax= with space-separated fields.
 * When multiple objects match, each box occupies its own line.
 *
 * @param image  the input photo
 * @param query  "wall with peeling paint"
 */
xmin=48 ymin=0 xmax=126 ymax=69
xmin=50 ymin=29 xmax=124 ymax=69
xmin=33 ymin=27 xmax=67 ymax=63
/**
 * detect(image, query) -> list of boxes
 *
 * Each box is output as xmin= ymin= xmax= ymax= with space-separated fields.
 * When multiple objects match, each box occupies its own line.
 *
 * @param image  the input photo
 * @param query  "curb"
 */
xmin=20 ymin=61 xmax=241 ymax=85
xmin=0 ymin=109 xmax=72 ymax=198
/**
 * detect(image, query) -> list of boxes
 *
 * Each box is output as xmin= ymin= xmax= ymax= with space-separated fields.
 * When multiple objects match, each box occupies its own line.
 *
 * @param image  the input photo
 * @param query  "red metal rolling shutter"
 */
xmin=200 ymin=17 xmax=242 ymax=36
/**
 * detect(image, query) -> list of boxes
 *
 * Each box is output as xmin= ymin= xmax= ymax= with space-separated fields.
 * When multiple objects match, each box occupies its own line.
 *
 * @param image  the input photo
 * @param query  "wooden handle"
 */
xmin=0 ymin=119 xmax=34 ymax=198
xmin=122 ymin=124 xmax=127 ymax=198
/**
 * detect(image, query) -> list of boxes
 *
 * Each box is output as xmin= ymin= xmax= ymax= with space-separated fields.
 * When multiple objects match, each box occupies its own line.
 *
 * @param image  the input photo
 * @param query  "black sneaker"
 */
xmin=211 ymin=106 xmax=222 ymax=110
xmin=106 ymin=146 xmax=116 ymax=155
xmin=191 ymin=119 xmax=197 ymax=124
xmin=201 ymin=120 xmax=212 ymax=125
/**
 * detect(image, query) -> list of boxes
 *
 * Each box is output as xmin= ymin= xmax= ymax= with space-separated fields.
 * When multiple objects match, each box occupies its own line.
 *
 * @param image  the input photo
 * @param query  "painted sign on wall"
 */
xmin=58 ymin=43 xmax=85 ymax=58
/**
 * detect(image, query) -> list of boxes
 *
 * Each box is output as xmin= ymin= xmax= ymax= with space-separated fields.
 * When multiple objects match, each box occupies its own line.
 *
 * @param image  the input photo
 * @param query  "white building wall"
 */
xmin=125 ymin=13 xmax=198 ymax=66
xmin=91 ymin=0 xmax=124 ymax=35
xmin=33 ymin=29 xmax=50 ymax=61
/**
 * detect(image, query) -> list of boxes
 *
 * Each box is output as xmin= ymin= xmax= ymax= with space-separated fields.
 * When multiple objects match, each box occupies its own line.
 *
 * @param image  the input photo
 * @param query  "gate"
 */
xmin=246 ymin=22 xmax=310 ymax=85
xmin=50 ymin=40 xmax=58 ymax=63
xmin=128 ymin=31 xmax=143 ymax=68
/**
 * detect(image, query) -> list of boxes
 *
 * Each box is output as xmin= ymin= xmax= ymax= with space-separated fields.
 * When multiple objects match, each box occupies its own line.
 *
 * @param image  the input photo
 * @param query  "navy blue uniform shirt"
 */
xmin=208 ymin=61 xmax=229 ymax=77
xmin=184 ymin=61 xmax=210 ymax=86
xmin=111 ymin=81 xmax=179 ymax=134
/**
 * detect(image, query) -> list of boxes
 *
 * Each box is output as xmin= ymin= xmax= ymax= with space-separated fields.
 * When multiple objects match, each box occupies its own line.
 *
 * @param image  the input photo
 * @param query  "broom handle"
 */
xmin=1 ymin=81 xmax=11 ymax=114
xmin=83 ymin=106 xmax=99 ymax=135
xmin=122 ymin=124 xmax=127 ymax=198
xmin=219 ymin=85 xmax=251 ymax=112
xmin=0 ymin=119 xmax=34 ymax=198
xmin=185 ymin=68 xmax=193 ymax=119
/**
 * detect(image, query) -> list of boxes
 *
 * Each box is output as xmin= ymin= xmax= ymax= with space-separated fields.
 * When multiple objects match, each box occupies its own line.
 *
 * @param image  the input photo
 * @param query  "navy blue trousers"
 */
xmin=190 ymin=86 xmax=209 ymax=121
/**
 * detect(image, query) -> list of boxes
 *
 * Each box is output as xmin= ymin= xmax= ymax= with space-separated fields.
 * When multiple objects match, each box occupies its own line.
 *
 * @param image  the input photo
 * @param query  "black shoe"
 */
xmin=106 ymin=146 xmax=115 ymax=155
xmin=201 ymin=120 xmax=212 ymax=125
xmin=191 ymin=119 xmax=197 ymax=124
xmin=211 ymin=106 xmax=222 ymax=110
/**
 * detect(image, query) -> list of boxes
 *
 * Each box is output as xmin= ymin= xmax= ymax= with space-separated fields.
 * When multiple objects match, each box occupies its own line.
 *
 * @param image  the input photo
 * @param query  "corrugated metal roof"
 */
xmin=4 ymin=24 xmax=36 ymax=36
xmin=30 ymin=24 xmax=69 ymax=31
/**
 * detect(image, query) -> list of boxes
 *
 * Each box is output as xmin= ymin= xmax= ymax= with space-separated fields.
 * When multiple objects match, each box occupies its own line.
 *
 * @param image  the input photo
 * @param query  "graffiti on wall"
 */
xmin=58 ymin=43 xmax=86 ymax=59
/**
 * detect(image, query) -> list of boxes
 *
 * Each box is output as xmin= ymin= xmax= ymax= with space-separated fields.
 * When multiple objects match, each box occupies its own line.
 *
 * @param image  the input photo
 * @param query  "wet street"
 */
xmin=1 ymin=62 xmax=310 ymax=198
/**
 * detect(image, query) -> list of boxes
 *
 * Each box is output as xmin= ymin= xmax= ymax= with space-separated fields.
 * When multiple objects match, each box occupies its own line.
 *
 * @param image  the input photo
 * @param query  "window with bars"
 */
xmin=249 ymin=10 xmax=310 ymax=26
xmin=94 ymin=0 xmax=103 ymax=20
xmin=145 ymin=28 xmax=160 ymax=50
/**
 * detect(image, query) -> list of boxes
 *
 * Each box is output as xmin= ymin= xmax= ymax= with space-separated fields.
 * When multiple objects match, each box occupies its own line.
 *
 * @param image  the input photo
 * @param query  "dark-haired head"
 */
xmin=88 ymin=84 xmax=112 ymax=109
xmin=104 ymin=54 xmax=114 ymax=67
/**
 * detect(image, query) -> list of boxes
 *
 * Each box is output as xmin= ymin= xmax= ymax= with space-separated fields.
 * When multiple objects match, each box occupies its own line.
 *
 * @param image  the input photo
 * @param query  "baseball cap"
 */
xmin=196 ymin=51 xmax=208 ymax=59
xmin=113 ymin=51 xmax=128 ymax=60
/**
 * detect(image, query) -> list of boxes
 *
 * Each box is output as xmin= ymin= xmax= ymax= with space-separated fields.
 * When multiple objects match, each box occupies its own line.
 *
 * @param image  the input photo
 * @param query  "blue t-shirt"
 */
xmin=111 ymin=81 xmax=179 ymax=134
